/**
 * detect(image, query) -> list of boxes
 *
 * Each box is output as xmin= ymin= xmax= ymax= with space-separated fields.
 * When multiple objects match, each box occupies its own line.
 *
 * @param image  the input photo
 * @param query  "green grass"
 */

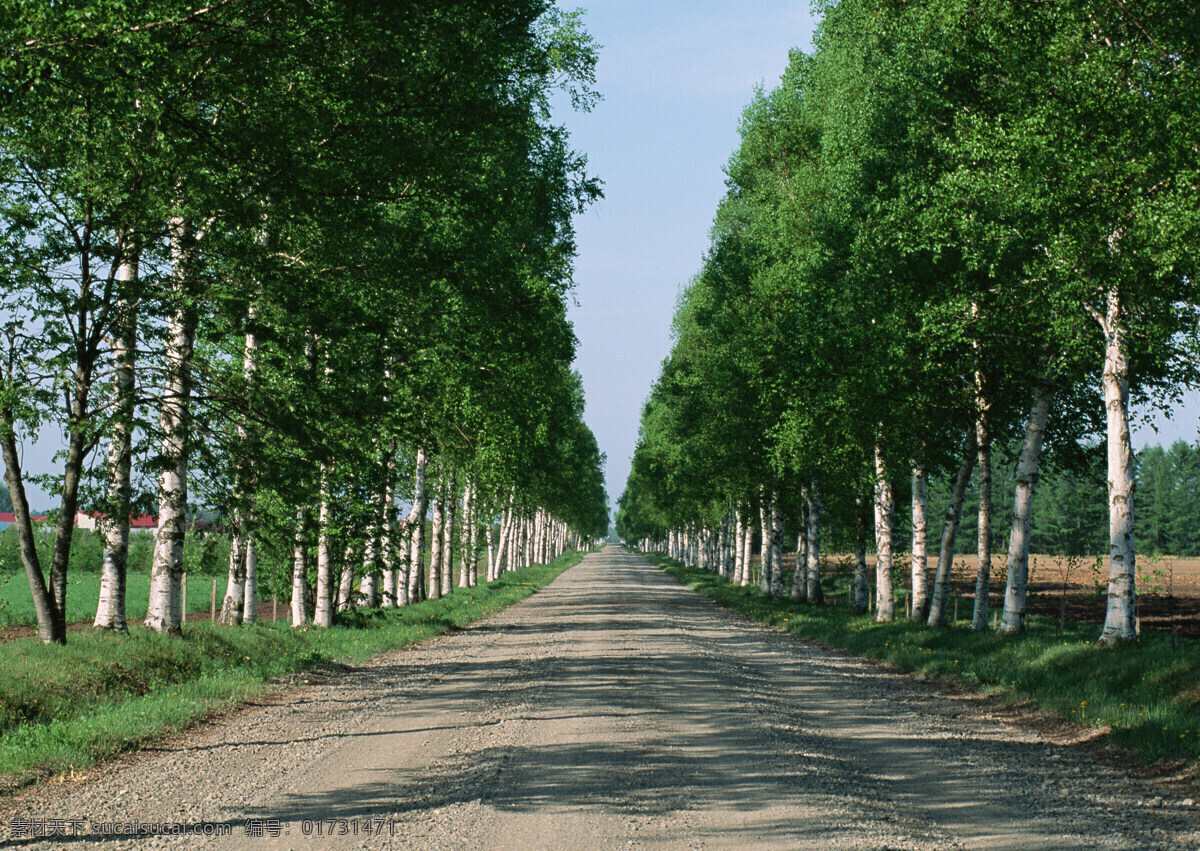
xmin=649 ymin=554 xmax=1200 ymax=765
xmin=0 ymin=552 xmax=584 ymax=788
xmin=0 ymin=571 xmax=222 ymax=628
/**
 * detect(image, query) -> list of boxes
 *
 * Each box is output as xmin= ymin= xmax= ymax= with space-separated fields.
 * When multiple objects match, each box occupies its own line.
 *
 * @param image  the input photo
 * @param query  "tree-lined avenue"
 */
xmin=3 ymin=547 xmax=1194 ymax=849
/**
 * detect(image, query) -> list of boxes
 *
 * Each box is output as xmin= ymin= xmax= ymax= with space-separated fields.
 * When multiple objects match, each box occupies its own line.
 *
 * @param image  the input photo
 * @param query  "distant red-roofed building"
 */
xmin=73 ymin=512 xmax=158 ymax=534
xmin=0 ymin=512 xmax=48 ymax=530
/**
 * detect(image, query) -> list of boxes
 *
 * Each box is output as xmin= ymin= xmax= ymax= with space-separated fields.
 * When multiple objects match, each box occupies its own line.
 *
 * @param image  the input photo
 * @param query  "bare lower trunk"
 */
xmin=242 ymin=537 xmax=258 ymax=623
xmin=336 ymin=544 xmax=354 ymax=611
xmin=314 ymin=468 xmax=334 ymax=627
xmin=291 ymin=509 xmax=309 ymax=627
xmin=997 ymin=384 xmax=1053 ymax=634
xmin=742 ymin=510 xmax=754 ymax=587
xmin=806 ymin=479 xmax=823 ymax=605
xmin=145 ymin=218 xmax=197 ymax=636
xmin=758 ymin=492 xmax=772 ymax=595
xmin=219 ymin=530 xmax=246 ymax=626
xmin=769 ymin=489 xmax=785 ymax=598
xmin=972 ymin=395 xmax=993 ymax=631
xmin=928 ymin=431 xmax=977 ymax=627
xmin=0 ymin=428 xmax=62 ymax=642
xmin=380 ymin=453 xmax=396 ymax=607
xmin=402 ymin=447 xmax=428 ymax=605
xmin=733 ymin=506 xmax=746 ymax=585
xmin=1099 ymin=290 xmax=1137 ymax=644
xmin=910 ymin=465 xmax=929 ymax=621
xmin=790 ymin=498 xmax=807 ymax=602
xmin=441 ymin=471 xmax=455 ymax=596
xmin=95 ymin=257 xmax=138 ymax=632
xmin=428 ymin=491 xmax=444 ymax=600
xmin=460 ymin=485 xmax=473 ymax=588
xmin=853 ymin=497 xmax=869 ymax=614
xmin=874 ymin=445 xmax=896 ymax=622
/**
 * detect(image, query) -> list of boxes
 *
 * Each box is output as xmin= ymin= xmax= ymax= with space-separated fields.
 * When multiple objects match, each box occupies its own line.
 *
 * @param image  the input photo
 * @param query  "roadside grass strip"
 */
xmin=650 ymin=554 xmax=1200 ymax=765
xmin=0 ymin=552 xmax=583 ymax=789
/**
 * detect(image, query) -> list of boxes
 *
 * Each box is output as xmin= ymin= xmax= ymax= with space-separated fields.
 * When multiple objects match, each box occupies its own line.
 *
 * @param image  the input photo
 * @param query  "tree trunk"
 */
xmin=741 ymin=507 xmax=754 ymax=587
xmin=806 ymin=479 xmax=823 ymax=605
xmin=791 ymin=497 xmax=807 ymax=601
xmin=402 ymin=446 xmax=427 ymax=605
xmin=874 ymin=445 xmax=896 ymax=622
xmin=145 ymin=218 xmax=197 ymax=636
xmin=910 ymin=465 xmax=929 ymax=621
xmin=928 ymin=431 xmax=977 ymax=627
xmin=219 ymin=530 xmax=246 ymax=626
xmin=380 ymin=451 xmax=397 ymax=607
xmin=460 ymin=484 xmax=473 ymax=588
xmin=758 ymin=491 xmax=773 ymax=595
xmin=998 ymin=382 xmax=1054 ymax=635
xmin=336 ymin=543 xmax=355 ymax=611
xmin=1099 ymin=289 xmax=1138 ymax=644
xmin=95 ymin=253 xmax=138 ymax=632
xmin=441 ymin=471 xmax=455 ymax=597
xmin=291 ymin=508 xmax=309 ymax=627
xmin=314 ymin=467 xmax=335 ymax=627
xmin=0 ymin=429 xmax=62 ymax=643
xmin=428 ymin=490 xmax=444 ymax=600
xmin=853 ymin=496 xmax=869 ymax=614
xmin=733 ymin=506 xmax=745 ymax=585
xmin=972 ymin=389 xmax=993 ymax=631
xmin=242 ymin=536 xmax=258 ymax=623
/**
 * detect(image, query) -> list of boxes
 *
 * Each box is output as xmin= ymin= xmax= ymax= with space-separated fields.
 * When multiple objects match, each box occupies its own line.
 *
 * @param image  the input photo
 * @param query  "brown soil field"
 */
xmin=824 ymin=552 xmax=1200 ymax=638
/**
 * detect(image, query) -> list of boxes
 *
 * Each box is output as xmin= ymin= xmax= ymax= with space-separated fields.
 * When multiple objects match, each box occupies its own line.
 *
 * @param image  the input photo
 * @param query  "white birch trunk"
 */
xmin=769 ymin=490 xmax=785 ymax=598
xmin=853 ymin=496 xmax=869 ymax=614
xmin=1099 ymin=289 xmax=1138 ymax=644
xmin=806 ymin=480 xmax=823 ymax=605
xmin=94 ymin=251 xmax=138 ymax=631
xmin=911 ymin=465 xmax=929 ymax=621
xmin=758 ymin=493 xmax=772 ymax=595
xmin=791 ymin=500 xmax=807 ymax=602
xmin=242 ymin=536 xmax=258 ymax=623
xmin=460 ymin=485 xmax=473 ymax=587
xmin=145 ymin=218 xmax=196 ymax=635
xmin=998 ymin=383 xmax=1053 ymax=635
xmin=874 ymin=445 xmax=896 ymax=622
xmin=380 ymin=453 xmax=396 ymax=607
xmin=928 ymin=432 xmax=977 ymax=627
xmin=337 ymin=544 xmax=354 ymax=610
xmin=972 ymin=397 xmax=993 ymax=631
xmin=219 ymin=530 xmax=246 ymax=626
xmin=428 ymin=491 xmax=444 ymax=600
xmin=440 ymin=472 xmax=455 ymax=597
xmin=741 ymin=510 xmax=753 ymax=587
xmin=291 ymin=508 xmax=309 ymax=627
xmin=402 ymin=447 xmax=427 ymax=605
xmin=314 ymin=466 xmax=334 ymax=627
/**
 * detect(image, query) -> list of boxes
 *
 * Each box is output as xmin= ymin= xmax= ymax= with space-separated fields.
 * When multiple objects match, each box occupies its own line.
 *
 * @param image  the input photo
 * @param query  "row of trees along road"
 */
xmin=0 ymin=1 xmax=609 ymax=645
xmin=617 ymin=0 xmax=1200 ymax=646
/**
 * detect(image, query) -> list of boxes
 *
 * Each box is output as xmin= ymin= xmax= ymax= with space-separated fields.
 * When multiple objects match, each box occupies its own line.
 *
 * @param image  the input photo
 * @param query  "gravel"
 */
xmin=1 ymin=546 xmax=1197 ymax=849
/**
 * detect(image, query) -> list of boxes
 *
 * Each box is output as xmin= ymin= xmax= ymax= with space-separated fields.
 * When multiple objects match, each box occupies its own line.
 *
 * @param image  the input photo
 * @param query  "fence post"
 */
xmin=210 ymin=578 xmax=217 ymax=622
xmin=181 ymin=573 xmax=187 ymax=623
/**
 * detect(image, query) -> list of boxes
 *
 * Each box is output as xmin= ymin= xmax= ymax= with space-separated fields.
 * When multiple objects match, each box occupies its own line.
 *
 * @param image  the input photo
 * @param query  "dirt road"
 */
xmin=2 ymin=546 xmax=1197 ymax=849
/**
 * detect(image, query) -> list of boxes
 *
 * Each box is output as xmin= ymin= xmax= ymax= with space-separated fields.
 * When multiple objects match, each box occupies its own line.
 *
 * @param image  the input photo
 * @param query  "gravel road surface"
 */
xmin=2 ymin=546 xmax=1197 ymax=849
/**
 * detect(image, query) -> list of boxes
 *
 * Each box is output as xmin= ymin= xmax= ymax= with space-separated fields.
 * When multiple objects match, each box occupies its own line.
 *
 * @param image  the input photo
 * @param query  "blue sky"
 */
xmin=557 ymin=1 xmax=1200 ymax=516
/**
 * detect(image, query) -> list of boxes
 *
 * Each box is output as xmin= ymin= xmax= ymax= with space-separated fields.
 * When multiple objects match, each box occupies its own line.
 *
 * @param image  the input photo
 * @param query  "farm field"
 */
xmin=0 ymin=572 xmax=234 ymax=634
xmin=826 ymin=553 xmax=1200 ymax=638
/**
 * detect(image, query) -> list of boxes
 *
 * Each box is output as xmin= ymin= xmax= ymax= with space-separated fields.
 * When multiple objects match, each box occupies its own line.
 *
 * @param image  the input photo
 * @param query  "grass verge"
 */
xmin=0 ymin=552 xmax=584 ymax=789
xmin=648 ymin=553 xmax=1200 ymax=765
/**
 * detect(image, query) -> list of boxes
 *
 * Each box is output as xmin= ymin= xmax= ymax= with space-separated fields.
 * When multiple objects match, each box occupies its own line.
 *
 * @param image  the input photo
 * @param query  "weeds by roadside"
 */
xmin=0 ymin=553 xmax=583 ymax=789
xmin=649 ymin=554 xmax=1200 ymax=765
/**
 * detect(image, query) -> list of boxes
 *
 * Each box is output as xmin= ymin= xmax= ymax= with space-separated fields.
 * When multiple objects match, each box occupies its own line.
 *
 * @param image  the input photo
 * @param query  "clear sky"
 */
xmin=558 ymin=1 xmax=821 ymax=517
xmin=557 ymin=1 xmax=1200 ymax=518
